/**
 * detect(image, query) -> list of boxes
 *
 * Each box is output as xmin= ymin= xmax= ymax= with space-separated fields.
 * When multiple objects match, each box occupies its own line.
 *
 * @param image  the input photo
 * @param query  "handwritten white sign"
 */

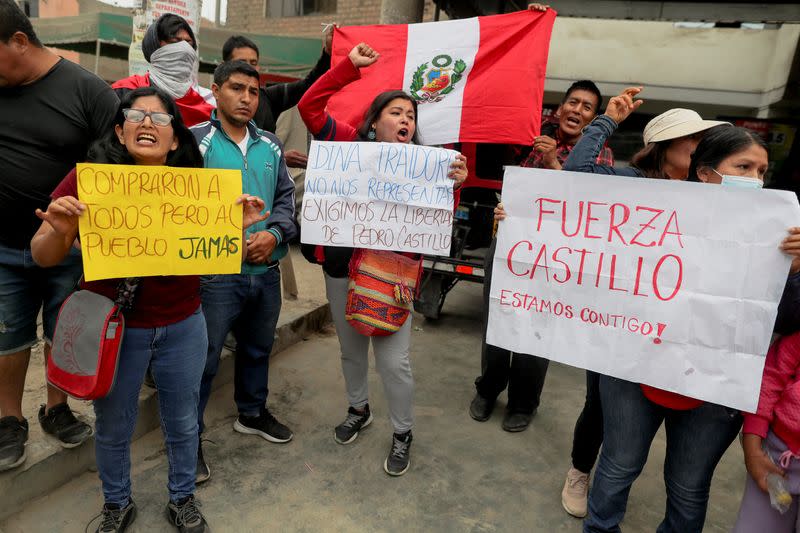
xmin=487 ymin=167 xmax=800 ymax=412
xmin=300 ymin=141 xmax=458 ymax=255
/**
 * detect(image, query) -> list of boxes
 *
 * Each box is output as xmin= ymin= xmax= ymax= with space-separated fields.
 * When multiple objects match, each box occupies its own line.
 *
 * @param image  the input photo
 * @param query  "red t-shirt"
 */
xmin=640 ymin=385 xmax=703 ymax=410
xmin=51 ymin=169 xmax=201 ymax=328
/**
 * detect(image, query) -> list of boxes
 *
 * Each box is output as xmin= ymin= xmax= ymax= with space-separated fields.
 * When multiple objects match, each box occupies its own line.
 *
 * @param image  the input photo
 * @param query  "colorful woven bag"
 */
xmin=345 ymin=249 xmax=423 ymax=336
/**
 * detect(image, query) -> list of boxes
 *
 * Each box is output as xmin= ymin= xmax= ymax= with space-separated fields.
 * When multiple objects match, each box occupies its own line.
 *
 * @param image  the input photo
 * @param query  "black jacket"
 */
xmin=254 ymin=51 xmax=331 ymax=133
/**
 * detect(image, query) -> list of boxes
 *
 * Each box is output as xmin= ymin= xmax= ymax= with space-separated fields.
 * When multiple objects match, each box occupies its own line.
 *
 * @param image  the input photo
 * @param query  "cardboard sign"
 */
xmin=300 ymin=141 xmax=458 ymax=255
xmin=76 ymin=163 xmax=243 ymax=281
xmin=487 ymin=167 xmax=800 ymax=412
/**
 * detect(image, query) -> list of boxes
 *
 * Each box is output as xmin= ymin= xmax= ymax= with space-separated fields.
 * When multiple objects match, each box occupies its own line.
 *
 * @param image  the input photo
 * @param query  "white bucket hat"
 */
xmin=643 ymin=108 xmax=729 ymax=145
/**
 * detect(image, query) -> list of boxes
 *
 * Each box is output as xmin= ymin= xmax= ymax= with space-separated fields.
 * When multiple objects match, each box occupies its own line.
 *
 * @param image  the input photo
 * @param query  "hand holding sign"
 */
xmin=604 ymin=87 xmax=644 ymax=124
xmin=35 ymin=196 xmax=86 ymax=237
xmin=448 ymin=154 xmax=468 ymax=188
xmin=780 ymin=227 xmax=800 ymax=274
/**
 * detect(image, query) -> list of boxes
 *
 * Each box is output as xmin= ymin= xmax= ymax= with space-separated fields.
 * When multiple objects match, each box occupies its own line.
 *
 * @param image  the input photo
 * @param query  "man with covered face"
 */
xmin=113 ymin=14 xmax=213 ymax=127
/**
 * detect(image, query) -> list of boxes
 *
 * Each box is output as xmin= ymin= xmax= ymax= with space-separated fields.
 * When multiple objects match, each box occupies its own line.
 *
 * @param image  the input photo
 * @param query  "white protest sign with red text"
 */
xmin=487 ymin=167 xmax=800 ymax=412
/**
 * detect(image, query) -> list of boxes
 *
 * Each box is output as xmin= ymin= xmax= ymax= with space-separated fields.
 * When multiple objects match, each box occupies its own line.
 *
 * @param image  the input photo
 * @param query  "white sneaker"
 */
xmin=561 ymin=467 xmax=590 ymax=518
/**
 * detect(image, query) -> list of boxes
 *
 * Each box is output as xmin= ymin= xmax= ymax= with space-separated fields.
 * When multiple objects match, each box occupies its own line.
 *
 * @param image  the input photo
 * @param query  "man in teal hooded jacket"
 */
xmin=191 ymin=61 xmax=298 ymax=483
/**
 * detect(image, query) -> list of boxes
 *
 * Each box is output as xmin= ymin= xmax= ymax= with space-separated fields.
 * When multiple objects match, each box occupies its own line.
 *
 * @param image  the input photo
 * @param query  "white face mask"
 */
xmin=148 ymin=40 xmax=197 ymax=100
xmin=714 ymin=169 xmax=763 ymax=189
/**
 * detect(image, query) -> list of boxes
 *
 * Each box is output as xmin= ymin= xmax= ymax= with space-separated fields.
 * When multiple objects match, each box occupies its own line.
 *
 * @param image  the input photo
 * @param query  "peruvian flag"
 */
xmin=328 ymin=10 xmax=556 ymax=146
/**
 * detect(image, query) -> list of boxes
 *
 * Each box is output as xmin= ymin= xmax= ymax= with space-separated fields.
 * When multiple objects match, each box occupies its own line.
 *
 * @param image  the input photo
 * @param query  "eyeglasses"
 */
xmin=122 ymin=108 xmax=174 ymax=127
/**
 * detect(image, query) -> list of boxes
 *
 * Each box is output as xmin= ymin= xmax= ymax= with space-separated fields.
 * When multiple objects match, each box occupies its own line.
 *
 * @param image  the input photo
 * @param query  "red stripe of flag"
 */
xmin=329 ymin=24 xmax=409 ymax=130
xmin=459 ymin=10 xmax=556 ymax=144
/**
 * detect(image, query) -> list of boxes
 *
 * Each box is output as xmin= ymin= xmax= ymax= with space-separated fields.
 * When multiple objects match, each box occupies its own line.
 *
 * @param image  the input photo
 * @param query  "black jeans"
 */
xmin=474 ymin=238 xmax=549 ymax=414
xmin=475 ymin=239 xmax=603 ymax=470
xmin=571 ymin=370 xmax=604 ymax=473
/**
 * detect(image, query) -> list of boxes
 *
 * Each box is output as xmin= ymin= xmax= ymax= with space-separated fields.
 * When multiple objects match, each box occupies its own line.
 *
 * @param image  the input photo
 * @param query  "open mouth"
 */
xmin=397 ymin=128 xmax=409 ymax=141
xmin=565 ymin=116 xmax=581 ymax=128
xmin=136 ymin=132 xmax=157 ymax=145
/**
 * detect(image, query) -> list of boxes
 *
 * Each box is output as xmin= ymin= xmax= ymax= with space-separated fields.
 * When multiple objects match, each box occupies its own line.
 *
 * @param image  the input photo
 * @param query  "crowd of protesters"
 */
xmin=1 ymin=0 xmax=799 ymax=532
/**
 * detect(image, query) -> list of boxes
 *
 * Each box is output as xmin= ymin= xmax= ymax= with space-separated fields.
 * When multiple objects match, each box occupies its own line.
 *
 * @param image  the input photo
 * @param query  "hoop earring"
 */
xmin=367 ymin=128 xmax=376 ymax=141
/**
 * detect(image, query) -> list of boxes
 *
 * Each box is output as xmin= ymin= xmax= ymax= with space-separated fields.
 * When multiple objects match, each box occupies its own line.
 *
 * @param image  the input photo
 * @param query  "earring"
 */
xmin=367 ymin=128 xmax=376 ymax=141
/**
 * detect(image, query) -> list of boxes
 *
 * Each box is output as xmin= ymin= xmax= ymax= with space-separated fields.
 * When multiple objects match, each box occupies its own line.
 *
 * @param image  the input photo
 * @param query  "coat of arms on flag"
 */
xmin=328 ymin=9 xmax=556 ymax=145
xmin=410 ymin=55 xmax=468 ymax=103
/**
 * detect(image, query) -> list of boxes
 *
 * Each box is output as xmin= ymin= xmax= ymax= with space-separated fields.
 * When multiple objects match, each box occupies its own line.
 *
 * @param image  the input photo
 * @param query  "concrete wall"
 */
xmin=226 ymin=0 xmax=440 ymax=36
xmin=545 ymin=17 xmax=800 ymax=112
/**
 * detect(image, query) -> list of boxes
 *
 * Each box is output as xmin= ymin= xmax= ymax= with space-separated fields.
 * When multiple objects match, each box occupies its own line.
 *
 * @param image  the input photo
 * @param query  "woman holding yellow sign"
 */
xmin=30 ymin=86 xmax=268 ymax=533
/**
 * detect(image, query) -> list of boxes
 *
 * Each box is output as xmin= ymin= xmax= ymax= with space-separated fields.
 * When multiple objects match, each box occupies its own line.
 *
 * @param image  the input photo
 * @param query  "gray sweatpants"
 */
xmin=325 ymin=274 xmax=414 ymax=433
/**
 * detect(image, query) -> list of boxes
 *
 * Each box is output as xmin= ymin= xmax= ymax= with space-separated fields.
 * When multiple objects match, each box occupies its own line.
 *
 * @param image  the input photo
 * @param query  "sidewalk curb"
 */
xmin=0 ymin=301 xmax=330 ymax=521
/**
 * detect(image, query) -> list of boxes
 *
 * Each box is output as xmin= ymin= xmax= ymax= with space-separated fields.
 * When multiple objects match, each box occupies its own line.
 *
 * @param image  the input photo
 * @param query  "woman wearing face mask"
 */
xmin=30 ymin=87 xmax=267 ymax=533
xmin=297 ymin=43 xmax=467 ymax=477
xmin=112 ymin=14 xmax=214 ymax=127
xmin=573 ymin=127 xmax=800 ymax=531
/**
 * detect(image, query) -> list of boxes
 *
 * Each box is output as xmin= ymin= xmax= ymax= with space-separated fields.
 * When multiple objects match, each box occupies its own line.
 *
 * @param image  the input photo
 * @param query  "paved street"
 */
xmin=0 ymin=278 xmax=744 ymax=532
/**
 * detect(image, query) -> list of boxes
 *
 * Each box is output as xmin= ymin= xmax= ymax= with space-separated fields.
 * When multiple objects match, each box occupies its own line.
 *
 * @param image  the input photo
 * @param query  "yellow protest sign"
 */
xmin=76 ymin=163 xmax=244 ymax=281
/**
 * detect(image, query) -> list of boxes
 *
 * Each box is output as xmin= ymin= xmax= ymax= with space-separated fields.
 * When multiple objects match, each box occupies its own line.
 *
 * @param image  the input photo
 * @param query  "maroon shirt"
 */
xmin=51 ymin=169 xmax=201 ymax=328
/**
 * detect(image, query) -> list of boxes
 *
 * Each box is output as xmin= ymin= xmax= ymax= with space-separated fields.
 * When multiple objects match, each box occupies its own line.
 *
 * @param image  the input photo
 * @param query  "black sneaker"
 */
xmin=334 ymin=405 xmax=373 ymax=444
xmin=384 ymin=431 xmax=412 ymax=476
xmin=233 ymin=408 xmax=293 ymax=443
xmin=0 ymin=416 xmax=28 ymax=472
xmin=502 ymin=411 xmax=534 ymax=432
xmin=95 ymin=500 xmax=137 ymax=532
xmin=39 ymin=403 xmax=93 ymax=448
xmin=167 ymin=495 xmax=209 ymax=533
xmin=196 ymin=440 xmax=211 ymax=484
xmin=469 ymin=393 xmax=495 ymax=422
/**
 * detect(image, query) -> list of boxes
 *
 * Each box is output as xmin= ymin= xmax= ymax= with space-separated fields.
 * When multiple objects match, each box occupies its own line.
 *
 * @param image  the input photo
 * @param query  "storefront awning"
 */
xmin=30 ymin=12 xmax=322 ymax=78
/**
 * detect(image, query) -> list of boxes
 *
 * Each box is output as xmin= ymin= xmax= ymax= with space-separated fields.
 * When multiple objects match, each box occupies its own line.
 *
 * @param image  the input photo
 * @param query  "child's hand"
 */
xmin=743 ymin=434 xmax=785 ymax=492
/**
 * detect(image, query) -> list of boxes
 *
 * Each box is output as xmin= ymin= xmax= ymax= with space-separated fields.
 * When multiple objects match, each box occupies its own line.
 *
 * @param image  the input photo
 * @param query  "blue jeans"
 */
xmin=0 ymin=242 xmax=82 ymax=353
xmin=198 ymin=268 xmax=281 ymax=432
xmin=93 ymin=307 xmax=207 ymax=506
xmin=584 ymin=376 xmax=742 ymax=533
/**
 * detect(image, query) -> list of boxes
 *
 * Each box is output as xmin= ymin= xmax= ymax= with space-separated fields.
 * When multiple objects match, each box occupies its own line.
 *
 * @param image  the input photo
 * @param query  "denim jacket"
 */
xmin=563 ymin=115 xmax=643 ymax=178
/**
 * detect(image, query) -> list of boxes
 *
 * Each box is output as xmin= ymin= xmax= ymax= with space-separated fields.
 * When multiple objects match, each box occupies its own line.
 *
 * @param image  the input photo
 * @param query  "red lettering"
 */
xmin=594 ymin=252 xmax=605 ymax=288
xmin=630 ymin=206 xmax=663 ymax=247
xmin=633 ymin=257 xmax=649 ymax=297
xmin=534 ymin=198 xmax=559 ymax=232
xmin=659 ymin=210 xmax=684 ymax=248
xmin=507 ymin=240 xmax=532 ymax=277
xmin=652 ymin=254 xmax=683 ymax=301
xmin=500 ymin=289 xmax=511 ymax=305
xmin=561 ymin=201 xmax=583 ymax=237
xmin=552 ymin=246 xmax=572 ymax=284
xmin=608 ymin=203 xmax=630 ymax=245
xmin=584 ymin=201 xmax=607 ymax=239
xmin=530 ymin=244 xmax=551 ymax=282
xmin=574 ymin=248 xmax=592 ymax=285
xmin=608 ymin=255 xmax=628 ymax=292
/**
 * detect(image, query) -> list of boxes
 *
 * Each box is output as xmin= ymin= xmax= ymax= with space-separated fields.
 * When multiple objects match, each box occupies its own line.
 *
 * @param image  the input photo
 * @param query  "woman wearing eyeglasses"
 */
xmin=30 ymin=87 xmax=268 ymax=533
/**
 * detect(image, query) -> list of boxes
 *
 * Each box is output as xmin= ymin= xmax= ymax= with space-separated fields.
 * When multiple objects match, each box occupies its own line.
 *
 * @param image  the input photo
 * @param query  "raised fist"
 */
xmin=348 ymin=43 xmax=379 ymax=69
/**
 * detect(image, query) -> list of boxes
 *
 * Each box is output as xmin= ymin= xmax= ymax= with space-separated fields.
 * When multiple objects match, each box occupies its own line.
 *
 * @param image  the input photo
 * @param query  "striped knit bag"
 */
xmin=345 ymin=249 xmax=423 ymax=336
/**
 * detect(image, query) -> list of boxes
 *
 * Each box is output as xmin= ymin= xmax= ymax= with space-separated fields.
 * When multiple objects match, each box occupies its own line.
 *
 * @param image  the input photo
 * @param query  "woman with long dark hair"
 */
xmin=298 ymin=43 xmax=467 ymax=476
xmin=564 ymin=100 xmax=800 ymax=531
xmin=30 ymin=87 xmax=267 ymax=533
